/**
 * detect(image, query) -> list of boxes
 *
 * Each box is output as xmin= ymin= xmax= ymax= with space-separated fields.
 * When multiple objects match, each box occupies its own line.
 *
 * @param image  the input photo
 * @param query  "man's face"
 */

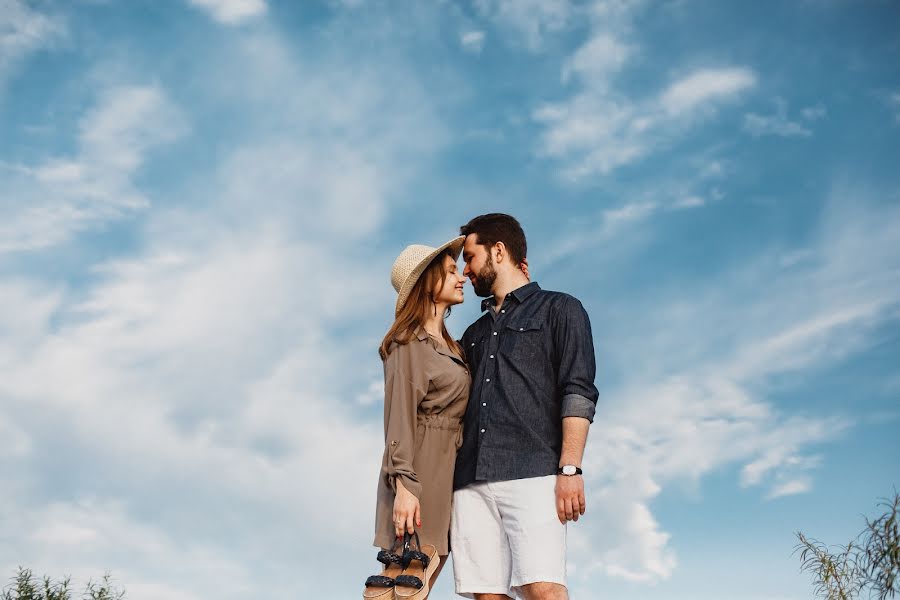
xmin=462 ymin=234 xmax=497 ymax=298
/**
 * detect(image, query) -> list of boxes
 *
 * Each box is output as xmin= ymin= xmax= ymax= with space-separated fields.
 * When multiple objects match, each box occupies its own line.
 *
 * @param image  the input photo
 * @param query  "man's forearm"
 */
xmin=560 ymin=416 xmax=590 ymax=467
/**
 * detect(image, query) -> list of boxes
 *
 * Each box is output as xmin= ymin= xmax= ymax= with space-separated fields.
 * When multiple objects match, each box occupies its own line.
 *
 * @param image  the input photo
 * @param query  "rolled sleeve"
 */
xmin=554 ymin=297 xmax=599 ymax=423
xmin=381 ymin=342 xmax=428 ymax=498
xmin=561 ymin=393 xmax=596 ymax=421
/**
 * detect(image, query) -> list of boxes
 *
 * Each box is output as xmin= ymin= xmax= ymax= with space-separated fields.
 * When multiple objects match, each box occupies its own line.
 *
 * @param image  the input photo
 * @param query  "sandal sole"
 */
xmin=394 ymin=543 xmax=438 ymax=600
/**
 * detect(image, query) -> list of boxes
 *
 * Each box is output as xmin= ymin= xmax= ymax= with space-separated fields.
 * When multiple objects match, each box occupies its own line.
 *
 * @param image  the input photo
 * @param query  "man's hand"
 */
xmin=555 ymin=474 xmax=586 ymax=523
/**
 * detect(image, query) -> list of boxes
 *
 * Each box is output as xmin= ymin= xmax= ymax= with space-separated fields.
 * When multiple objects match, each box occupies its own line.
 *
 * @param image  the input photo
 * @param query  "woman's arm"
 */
xmin=382 ymin=342 xmax=428 ymax=536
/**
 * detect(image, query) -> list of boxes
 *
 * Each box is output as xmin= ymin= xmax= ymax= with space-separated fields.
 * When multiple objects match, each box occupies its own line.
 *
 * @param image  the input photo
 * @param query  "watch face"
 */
xmin=562 ymin=465 xmax=576 ymax=475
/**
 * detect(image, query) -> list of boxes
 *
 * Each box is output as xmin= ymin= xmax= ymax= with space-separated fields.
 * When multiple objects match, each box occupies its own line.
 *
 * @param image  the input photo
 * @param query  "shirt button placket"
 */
xmin=481 ymin=327 xmax=499 ymax=436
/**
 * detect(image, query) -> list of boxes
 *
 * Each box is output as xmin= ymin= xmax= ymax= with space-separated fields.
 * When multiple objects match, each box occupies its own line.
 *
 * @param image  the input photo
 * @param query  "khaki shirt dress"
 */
xmin=373 ymin=327 xmax=470 ymax=555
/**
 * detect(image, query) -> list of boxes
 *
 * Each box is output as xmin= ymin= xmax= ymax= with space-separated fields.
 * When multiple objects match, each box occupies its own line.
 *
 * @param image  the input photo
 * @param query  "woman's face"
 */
xmin=434 ymin=253 xmax=466 ymax=307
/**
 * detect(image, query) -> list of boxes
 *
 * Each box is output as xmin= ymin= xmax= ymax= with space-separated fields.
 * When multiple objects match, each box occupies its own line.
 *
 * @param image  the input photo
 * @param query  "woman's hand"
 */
xmin=393 ymin=478 xmax=421 ymax=537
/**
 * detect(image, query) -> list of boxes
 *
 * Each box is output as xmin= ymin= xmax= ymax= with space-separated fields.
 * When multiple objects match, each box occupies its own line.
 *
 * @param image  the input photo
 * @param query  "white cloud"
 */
xmin=532 ymin=4 xmax=756 ymax=179
xmin=3 ymin=4 xmax=896 ymax=597
xmin=0 ymin=224 xmax=389 ymax=597
xmin=603 ymin=201 xmax=657 ymax=226
xmin=187 ymin=0 xmax=267 ymax=25
xmin=890 ymin=91 xmax=900 ymax=123
xmin=744 ymin=98 xmax=813 ymax=137
xmin=0 ymin=0 xmax=65 ymax=87
xmin=535 ymin=66 xmax=756 ymax=178
xmin=660 ymin=68 xmax=757 ymax=115
xmin=0 ymin=19 xmax=452 ymax=598
xmin=767 ymin=478 xmax=813 ymax=499
xmin=801 ymin=104 xmax=827 ymax=120
xmin=356 ymin=379 xmax=385 ymax=406
xmin=0 ymin=85 xmax=186 ymax=253
xmin=561 ymin=32 xmax=631 ymax=85
xmin=474 ymin=0 xmax=571 ymax=51
xmin=7 ymin=499 xmax=254 ymax=600
xmin=560 ymin=195 xmax=900 ymax=586
xmin=460 ymin=30 xmax=486 ymax=54
xmin=673 ymin=195 xmax=705 ymax=209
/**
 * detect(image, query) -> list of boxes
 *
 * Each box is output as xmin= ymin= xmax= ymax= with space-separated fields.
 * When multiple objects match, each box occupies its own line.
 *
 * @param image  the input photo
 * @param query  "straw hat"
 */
xmin=391 ymin=236 xmax=465 ymax=316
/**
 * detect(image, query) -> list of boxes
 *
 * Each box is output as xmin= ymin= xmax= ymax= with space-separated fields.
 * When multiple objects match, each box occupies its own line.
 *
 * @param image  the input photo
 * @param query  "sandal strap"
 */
xmin=402 ymin=549 xmax=431 ymax=569
xmin=394 ymin=574 xmax=424 ymax=589
xmin=365 ymin=575 xmax=395 ymax=588
xmin=376 ymin=549 xmax=403 ymax=566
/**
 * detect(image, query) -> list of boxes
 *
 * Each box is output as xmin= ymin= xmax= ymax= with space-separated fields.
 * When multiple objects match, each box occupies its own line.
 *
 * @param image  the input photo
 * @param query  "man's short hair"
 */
xmin=460 ymin=213 xmax=527 ymax=265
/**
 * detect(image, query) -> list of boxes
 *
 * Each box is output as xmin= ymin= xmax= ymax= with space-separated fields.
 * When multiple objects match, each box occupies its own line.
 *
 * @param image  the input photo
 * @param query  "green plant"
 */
xmin=796 ymin=491 xmax=900 ymax=600
xmin=2 ymin=568 xmax=124 ymax=600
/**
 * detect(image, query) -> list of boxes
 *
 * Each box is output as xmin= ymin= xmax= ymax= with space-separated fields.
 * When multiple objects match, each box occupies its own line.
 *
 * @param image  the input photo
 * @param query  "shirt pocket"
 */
xmin=502 ymin=318 xmax=544 ymax=361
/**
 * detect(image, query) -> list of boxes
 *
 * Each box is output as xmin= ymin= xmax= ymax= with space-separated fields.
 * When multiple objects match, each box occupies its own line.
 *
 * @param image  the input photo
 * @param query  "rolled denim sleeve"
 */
xmin=381 ymin=342 xmax=428 ymax=498
xmin=553 ymin=296 xmax=599 ymax=422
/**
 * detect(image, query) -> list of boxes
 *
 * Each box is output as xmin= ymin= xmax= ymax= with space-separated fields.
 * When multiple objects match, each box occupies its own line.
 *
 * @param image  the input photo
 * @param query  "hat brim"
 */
xmin=395 ymin=235 xmax=465 ymax=316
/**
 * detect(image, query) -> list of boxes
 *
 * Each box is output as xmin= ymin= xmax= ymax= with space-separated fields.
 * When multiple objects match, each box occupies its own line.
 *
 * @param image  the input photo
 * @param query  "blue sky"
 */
xmin=1 ymin=0 xmax=898 ymax=598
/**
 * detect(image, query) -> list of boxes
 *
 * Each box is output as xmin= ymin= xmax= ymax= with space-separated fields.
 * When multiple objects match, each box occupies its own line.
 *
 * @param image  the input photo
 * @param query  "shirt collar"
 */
xmin=413 ymin=325 xmax=466 ymax=365
xmin=480 ymin=281 xmax=541 ymax=312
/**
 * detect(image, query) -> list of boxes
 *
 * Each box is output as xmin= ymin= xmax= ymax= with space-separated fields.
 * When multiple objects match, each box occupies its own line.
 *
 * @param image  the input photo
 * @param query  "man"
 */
xmin=451 ymin=213 xmax=598 ymax=600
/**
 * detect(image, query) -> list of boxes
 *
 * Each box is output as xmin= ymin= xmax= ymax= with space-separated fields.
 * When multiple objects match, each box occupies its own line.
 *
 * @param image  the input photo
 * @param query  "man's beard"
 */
xmin=472 ymin=255 xmax=497 ymax=297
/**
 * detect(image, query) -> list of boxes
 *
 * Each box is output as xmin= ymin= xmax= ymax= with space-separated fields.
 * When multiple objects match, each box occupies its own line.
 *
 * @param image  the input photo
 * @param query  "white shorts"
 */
xmin=451 ymin=475 xmax=567 ymax=598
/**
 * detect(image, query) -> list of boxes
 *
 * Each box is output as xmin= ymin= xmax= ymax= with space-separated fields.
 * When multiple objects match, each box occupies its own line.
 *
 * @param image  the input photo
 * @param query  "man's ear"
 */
xmin=493 ymin=241 xmax=507 ymax=264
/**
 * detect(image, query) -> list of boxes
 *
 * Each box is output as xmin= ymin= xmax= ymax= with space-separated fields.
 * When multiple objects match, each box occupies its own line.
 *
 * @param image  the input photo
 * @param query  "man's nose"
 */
xmin=463 ymin=264 xmax=471 ymax=278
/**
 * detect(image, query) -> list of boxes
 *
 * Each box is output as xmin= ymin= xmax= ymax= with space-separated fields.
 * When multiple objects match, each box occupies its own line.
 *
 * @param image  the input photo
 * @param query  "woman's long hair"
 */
xmin=380 ymin=249 xmax=465 ymax=362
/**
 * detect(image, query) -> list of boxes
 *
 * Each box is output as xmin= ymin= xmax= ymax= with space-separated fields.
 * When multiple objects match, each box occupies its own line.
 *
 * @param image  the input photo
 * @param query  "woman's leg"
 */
xmin=426 ymin=555 xmax=448 ymax=595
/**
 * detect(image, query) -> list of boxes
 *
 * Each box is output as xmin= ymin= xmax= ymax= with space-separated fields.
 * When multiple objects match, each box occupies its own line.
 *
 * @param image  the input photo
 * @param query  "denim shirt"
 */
xmin=453 ymin=281 xmax=598 ymax=490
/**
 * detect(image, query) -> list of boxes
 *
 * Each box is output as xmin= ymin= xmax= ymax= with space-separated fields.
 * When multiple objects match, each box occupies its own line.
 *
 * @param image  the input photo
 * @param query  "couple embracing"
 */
xmin=365 ymin=214 xmax=598 ymax=600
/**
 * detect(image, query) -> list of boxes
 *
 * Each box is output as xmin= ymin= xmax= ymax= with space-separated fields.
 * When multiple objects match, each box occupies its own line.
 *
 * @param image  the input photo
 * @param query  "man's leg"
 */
xmin=451 ymin=482 xmax=514 ymax=598
xmin=519 ymin=581 xmax=568 ymax=600
xmin=492 ymin=476 xmax=568 ymax=599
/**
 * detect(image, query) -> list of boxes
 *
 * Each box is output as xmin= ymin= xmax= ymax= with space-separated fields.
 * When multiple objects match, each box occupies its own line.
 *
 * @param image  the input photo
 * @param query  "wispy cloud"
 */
xmin=889 ymin=91 xmax=900 ymax=124
xmin=533 ymin=2 xmax=756 ymax=179
xmin=562 ymin=192 xmax=900 ymax=587
xmin=187 ymin=0 xmax=267 ymax=25
xmin=0 ymin=0 xmax=65 ymax=88
xmin=744 ymin=98 xmax=816 ymax=137
xmin=660 ymin=68 xmax=756 ymax=115
xmin=0 ymin=85 xmax=186 ymax=254
xmin=561 ymin=32 xmax=631 ymax=84
xmin=0 ymin=16 xmax=451 ymax=597
xmin=474 ymin=0 xmax=572 ymax=51
xmin=460 ymin=30 xmax=486 ymax=54
xmin=801 ymin=104 xmax=827 ymax=121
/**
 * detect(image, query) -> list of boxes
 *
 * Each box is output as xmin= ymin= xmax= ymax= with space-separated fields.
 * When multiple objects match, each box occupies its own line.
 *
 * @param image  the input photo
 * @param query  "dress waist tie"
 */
xmin=418 ymin=414 xmax=464 ymax=449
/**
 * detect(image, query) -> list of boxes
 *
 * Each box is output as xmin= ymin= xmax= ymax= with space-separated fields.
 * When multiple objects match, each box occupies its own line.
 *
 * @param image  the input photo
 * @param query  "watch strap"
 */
xmin=557 ymin=465 xmax=583 ymax=476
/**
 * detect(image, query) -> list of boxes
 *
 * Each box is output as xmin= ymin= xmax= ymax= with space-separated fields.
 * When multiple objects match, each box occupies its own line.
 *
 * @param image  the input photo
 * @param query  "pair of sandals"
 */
xmin=364 ymin=532 xmax=438 ymax=600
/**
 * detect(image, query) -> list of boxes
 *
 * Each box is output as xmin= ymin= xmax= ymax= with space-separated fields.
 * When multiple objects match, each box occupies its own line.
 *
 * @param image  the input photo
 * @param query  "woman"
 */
xmin=364 ymin=236 xmax=470 ymax=600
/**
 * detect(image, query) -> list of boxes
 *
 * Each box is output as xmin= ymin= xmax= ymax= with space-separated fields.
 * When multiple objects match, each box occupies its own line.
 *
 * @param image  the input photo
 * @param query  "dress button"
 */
xmin=489 ymin=355 xmax=494 ymax=359
xmin=482 ymin=402 xmax=486 ymax=406
xmin=493 ymin=332 xmax=498 ymax=336
xmin=501 ymin=309 xmax=505 ymax=313
xmin=485 ymin=378 xmax=490 ymax=382
xmin=480 ymin=428 xmax=485 ymax=433
xmin=519 ymin=327 xmax=524 ymax=331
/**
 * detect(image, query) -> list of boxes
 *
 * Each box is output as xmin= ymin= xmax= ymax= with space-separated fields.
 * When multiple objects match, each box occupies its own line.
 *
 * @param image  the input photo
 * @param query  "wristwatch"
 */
xmin=557 ymin=465 xmax=583 ymax=476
